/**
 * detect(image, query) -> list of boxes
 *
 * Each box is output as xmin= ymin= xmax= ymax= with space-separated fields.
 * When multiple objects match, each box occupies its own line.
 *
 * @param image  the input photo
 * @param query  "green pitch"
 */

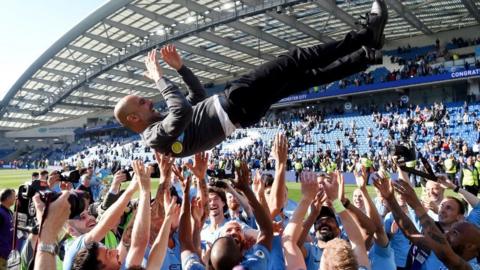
xmin=0 ymin=169 xmax=435 ymax=202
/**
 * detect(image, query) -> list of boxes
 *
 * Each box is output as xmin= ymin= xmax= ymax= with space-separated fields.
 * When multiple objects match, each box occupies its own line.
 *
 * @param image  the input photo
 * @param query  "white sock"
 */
xmin=371 ymin=1 xmax=381 ymax=15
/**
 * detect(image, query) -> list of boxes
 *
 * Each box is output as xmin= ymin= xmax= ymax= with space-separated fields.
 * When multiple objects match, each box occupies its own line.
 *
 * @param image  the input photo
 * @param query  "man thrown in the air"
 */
xmin=114 ymin=0 xmax=388 ymax=157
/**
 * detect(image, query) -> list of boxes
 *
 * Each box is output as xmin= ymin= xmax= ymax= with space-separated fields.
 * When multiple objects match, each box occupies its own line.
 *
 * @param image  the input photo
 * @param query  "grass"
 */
xmin=1 ymin=169 xmax=438 ymax=203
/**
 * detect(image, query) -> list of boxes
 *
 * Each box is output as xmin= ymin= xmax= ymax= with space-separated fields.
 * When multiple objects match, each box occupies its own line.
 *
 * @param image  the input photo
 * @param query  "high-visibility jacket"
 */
xmin=361 ymin=157 xmax=373 ymax=168
xmin=462 ymin=167 xmax=479 ymax=186
xmin=405 ymin=160 xmax=416 ymax=168
xmin=294 ymin=162 xmax=303 ymax=172
xmin=444 ymin=158 xmax=457 ymax=174
xmin=326 ymin=162 xmax=337 ymax=173
xmin=475 ymin=161 xmax=480 ymax=173
xmin=234 ymin=159 xmax=241 ymax=168
xmin=104 ymin=230 xmax=119 ymax=249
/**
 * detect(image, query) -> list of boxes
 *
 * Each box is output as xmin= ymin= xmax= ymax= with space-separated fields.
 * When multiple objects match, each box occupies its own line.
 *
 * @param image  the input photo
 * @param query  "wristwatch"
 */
xmin=38 ymin=242 xmax=58 ymax=255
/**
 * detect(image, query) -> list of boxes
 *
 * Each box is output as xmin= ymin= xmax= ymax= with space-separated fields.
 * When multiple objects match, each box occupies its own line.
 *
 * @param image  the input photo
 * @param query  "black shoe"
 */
xmin=357 ymin=0 xmax=388 ymax=50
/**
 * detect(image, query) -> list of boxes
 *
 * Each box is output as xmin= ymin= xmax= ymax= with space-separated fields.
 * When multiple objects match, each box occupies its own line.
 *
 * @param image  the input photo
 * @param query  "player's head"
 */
xmin=208 ymin=237 xmax=243 ymax=270
xmin=219 ymin=221 xmax=246 ymax=250
xmin=425 ymin=180 xmax=444 ymax=203
xmin=114 ymin=95 xmax=162 ymax=133
xmin=446 ymin=221 xmax=480 ymax=260
xmin=314 ymin=206 xmax=341 ymax=242
xmin=320 ymin=238 xmax=359 ymax=270
xmin=438 ymin=196 xmax=465 ymax=225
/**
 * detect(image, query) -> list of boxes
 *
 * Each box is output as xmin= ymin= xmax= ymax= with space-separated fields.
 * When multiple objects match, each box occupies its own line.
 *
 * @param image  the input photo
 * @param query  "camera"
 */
xmin=206 ymin=169 xmax=235 ymax=180
xmin=16 ymin=180 xmax=86 ymax=234
xmin=206 ymin=169 xmax=235 ymax=189
xmin=208 ymin=178 xmax=230 ymax=189
xmin=56 ymin=170 xmax=81 ymax=183
xmin=148 ymin=163 xmax=160 ymax=178
xmin=112 ymin=163 xmax=160 ymax=181
xmin=111 ymin=166 xmax=133 ymax=182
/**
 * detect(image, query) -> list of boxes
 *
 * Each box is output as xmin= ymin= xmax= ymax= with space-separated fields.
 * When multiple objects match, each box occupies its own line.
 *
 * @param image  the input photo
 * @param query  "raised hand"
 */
xmin=33 ymin=192 xmax=71 ymax=243
xmin=185 ymin=152 xmax=209 ymax=179
xmin=172 ymin=165 xmax=187 ymax=189
xmin=271 ymin=133 xmax=288 ymax=164
xmin=436 ymin=175 xmax=456 ymax=190
xmin=393 ymin=180 xmax=423 ymax=210
xmin=160 ymin=44 xmax=184 ymax=71
xmin=336 ymin=170 xmax=346 ymax=201
xmin=171 ymin=164 xmax=185 ymax=182
xmin=252 ymin=169 xmax=264 ymax=195
xmin=154 ymin=151 xmax=175 ymax=184
xmin=144 ymin=49 xmax=163 ymax=82
xmin=132 ymin=160 xmax=151 ymax=192
xmin=164 ymin=193 xmax=179 ymax=218
xmin=311 ymin=189 xmax=327 ymax=212
xmin=234 ymin=161 xmax=251 ymax=192
xmin=113 ymin=170 xmax=127 ymax=185
xmin=191 ymin=197 xmax=204 ymax=224
xmin=354 ymin=165 xmax=368 ymax=189
xmin=372 ymin=174 xmax=394 ymax=200
xmin=301 ymin=171 xmax=318 ymax=200
xmin=321 ymin=173 xmax=339 ymax=201
xmin=421 ymin=197 xmax=439 ymax=213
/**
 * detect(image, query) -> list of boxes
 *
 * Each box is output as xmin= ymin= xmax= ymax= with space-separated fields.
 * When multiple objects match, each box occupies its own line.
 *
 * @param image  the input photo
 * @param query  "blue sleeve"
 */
xmin=62 ymin=236 xmax=86 ymax=270
xmin=182 ymin=253 xmax=205 ymax=270
xmin=246 ymin=215 xmax=257 ymax=230
xmin=268 ymin=236 xmax=285 ymax=270
xmin=383 ymin=213 xmax=393 ymax=233
xmin=369 ymin=242 xmax=396 ymax=270
xmin=466 ymin=203 xmax=480 ymax=227
xmin=372 ymin=242 xmax=393 ymax=258
xmin=304 ymin=243 xmax=322 ymax=270
xmin=242 ymin=244 xmax=270 ymax=270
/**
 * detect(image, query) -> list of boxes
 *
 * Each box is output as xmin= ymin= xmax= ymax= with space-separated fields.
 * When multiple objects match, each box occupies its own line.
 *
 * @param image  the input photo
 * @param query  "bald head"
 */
xmin=114 ymin=95 xmax=157 ymax=133
xmin=425 ymin=180 xmax=444 ymax=204
xmin=209 ymin=237 xmax=243 ymax=270
xmin=114 ymin=95 xmax=137 ymax=127
xmin=447 ymin=221 xmax=480 ymax=259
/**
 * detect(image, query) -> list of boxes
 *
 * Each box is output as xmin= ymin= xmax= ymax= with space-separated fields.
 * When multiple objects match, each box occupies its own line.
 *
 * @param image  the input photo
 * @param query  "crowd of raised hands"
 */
xmin=30 ymin=133 xmax=480 ymax=270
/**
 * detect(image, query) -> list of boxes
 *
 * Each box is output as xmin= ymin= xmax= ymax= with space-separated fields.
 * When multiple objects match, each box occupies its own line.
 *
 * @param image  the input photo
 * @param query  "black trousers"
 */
xmin=223 ymin=30 xmax=369 ymax=127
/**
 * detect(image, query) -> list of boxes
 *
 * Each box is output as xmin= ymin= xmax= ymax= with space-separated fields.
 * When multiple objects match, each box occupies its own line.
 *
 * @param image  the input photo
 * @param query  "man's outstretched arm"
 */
xmin=392 ymin=177 xmax=473 ymax=270
xmin=145 ymin=49 xmax=193 ymax=137
xmin=161 ymin=44 xmax=206 ymax=105
xmin=235 ymin=162 xmax=273 ymax=250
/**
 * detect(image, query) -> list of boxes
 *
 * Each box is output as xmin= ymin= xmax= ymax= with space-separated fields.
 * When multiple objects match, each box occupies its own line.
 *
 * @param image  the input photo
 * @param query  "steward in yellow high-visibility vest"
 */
xmin=460 ymin=156 xmax=479 ymax=196
xmin=444 ymin=154 xmax=457 ymax=182
xmin=294 ymin=159 xmax=303 ymax=183
xmin=325 ymin=161 xmax=337 ymax=174
xmin=475 ymin=160 xmax=480 ymax=173
xmin=461 ymin=166 xmax=478 ymax=186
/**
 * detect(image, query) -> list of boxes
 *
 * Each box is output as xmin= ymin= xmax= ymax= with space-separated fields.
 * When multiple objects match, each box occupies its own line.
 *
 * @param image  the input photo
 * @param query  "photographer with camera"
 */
xmin=77 ymin=175 xmax=94 ymax=205
xmin=31 ymin=191 xmax=71 ymax=270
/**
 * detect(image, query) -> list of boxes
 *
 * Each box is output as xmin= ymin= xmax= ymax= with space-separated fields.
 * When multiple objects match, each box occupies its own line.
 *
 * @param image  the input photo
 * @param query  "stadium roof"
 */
xmin=1 ymin=0 xmax=479 ymax=130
